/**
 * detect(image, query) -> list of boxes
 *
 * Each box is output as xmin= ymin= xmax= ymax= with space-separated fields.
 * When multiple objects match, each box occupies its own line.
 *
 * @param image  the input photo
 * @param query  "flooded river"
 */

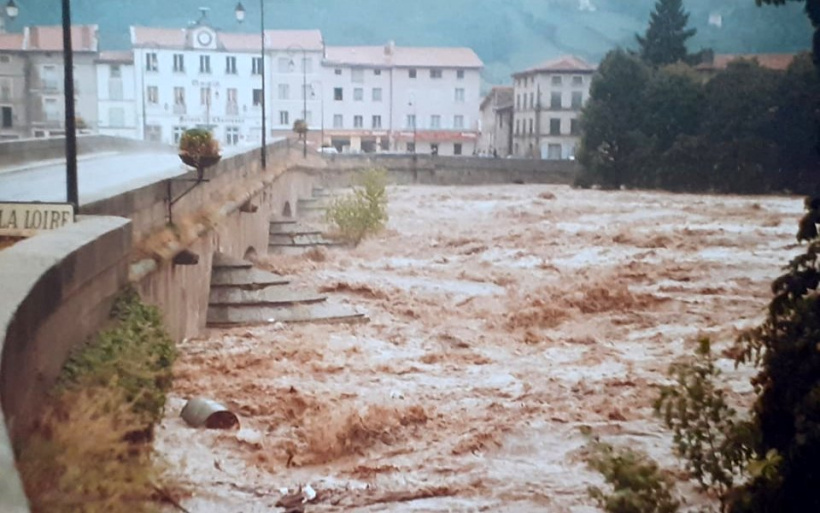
xmin=157 ymin=184 xmax=804 ymax=512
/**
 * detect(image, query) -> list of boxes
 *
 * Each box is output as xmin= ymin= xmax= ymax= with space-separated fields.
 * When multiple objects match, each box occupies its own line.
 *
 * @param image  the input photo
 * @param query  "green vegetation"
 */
xmin=578 ymin=51 xmax=820 ymax=194
xmin=178 ymin=127 xmax=220 ymax=158
xmin=18 ymin=287 xmax=179 ymax=513
xmin=325 ymin=168 xmax=389 ymax=245
xmin=293 ymin=119 xmax=308 ymax=139
xmin=636 ymin=0 xmax=697 ymax=67
xmin=585 ymin=441 xmax=681 ymax=513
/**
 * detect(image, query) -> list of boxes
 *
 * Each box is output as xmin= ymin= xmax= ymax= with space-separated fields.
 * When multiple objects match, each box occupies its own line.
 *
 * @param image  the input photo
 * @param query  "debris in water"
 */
xmin=180 ymin=397 xmax=239 ymax=429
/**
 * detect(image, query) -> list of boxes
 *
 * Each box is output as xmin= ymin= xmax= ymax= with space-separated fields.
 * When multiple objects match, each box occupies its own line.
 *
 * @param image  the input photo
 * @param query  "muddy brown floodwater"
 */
xmin=156 ymin=184 xmax=804 ymax=512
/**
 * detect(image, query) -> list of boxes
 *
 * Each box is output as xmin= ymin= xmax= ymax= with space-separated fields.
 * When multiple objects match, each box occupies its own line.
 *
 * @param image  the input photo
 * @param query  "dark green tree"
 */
xmin=636 ymin=0 xmax=697 ymax=67
xmin=578 ymin=49 xmax=651 ymax=188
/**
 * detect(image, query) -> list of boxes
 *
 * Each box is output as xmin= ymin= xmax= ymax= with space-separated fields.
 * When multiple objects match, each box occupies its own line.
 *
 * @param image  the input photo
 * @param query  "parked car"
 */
xmin=318 ymin=146 xmax=339 ymax=155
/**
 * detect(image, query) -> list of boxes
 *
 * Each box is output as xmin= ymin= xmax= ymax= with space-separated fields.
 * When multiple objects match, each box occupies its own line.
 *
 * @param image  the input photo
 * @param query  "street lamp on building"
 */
xmin=234 ymin=1 xmax=266 ymax=169
xmin=287 ymin=44 xmax=308 ymax=159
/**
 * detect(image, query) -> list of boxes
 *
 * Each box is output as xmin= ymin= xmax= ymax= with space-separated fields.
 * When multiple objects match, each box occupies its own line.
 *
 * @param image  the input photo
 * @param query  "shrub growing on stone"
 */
xmin=325 ymin=168 xmax=389 ymax=245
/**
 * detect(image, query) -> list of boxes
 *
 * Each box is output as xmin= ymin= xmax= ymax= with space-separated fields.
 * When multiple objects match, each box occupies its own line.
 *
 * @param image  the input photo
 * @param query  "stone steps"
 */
xmin=269 ymin=233 xmax=329 ymax=246
xmin=210 ymin=267 xmax=290 ymax=289
xmin=208 ymin=302 xmax=366 ymax=327
xmin=209 ymin=285 xmax=326 ymax=307
xmin=206 ymin=251 xmax=365 ymax=327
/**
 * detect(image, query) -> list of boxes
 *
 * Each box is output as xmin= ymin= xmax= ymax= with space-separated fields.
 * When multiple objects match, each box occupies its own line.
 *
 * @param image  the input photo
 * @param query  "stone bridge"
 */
xmin=0 ymin=138 xmax=579 ymax=511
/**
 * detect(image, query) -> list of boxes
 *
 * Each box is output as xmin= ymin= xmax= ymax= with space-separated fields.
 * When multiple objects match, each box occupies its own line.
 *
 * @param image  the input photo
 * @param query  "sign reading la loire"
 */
xmin=0 ymin=202 xmax=75 ymax=237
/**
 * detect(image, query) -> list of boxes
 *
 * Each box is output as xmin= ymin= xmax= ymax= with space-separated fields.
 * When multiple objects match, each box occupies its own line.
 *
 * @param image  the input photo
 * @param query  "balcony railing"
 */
xmin=42 ymin=79 xmax=60 ymax=92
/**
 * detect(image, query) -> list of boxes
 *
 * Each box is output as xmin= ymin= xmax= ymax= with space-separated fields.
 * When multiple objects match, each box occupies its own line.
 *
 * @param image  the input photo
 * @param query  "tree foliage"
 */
xmin=578 ymin=50 xmax=820 ymax=194
xmin=636 ymin=0 xmax=697 ymax=67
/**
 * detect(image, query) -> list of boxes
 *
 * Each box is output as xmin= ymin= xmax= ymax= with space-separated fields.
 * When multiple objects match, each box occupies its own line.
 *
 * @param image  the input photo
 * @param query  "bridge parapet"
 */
xmin=0 ymin=135 xmax=174 ymax=169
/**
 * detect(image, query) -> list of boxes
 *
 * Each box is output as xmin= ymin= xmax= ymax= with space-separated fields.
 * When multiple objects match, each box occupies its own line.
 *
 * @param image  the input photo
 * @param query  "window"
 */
xmin=431 ymin=69 xmax=443 ymax=79
xmin=550 ymin=92 xmax=562 ymax=109
xmin=457 ymin=70 xmax=465 ymax=79
xmin=409 ymin=69 xmax=417 ymax=79
xmin=334 ymin=87 xmax=343 ymax=101
xmin=226 ymin=126 xmax=239 ymax=146
xmin=110 ymin=65 xmax=122 ymax=79
xmin=147 ymin=86 xmax=159 ymax=104
xmin=354 ymin=115 xmax=363 ymax=128
xmin=430 ymin=115 xmax=441 ymax=129
xmin=145 ymin=125 xmax=162 ymax=142
xmin=199 ymin=55 xmax=211 ymax=74
xmin=352 ymin=69 xmax=364 ymax=83
xmin=200 ymin=87 xmax=210 ymax=106
xmin=0 ymin=78 xmax=11 ymax=101
xmin=372 ymin=87 xmax=382 ymax=102
xmin=279 ymin=110 xmax=289 ymax=125
xmin=302 ymin=57 xmax=313 ymax=74
xmin=173 ymin=54 xmax=184 ymax=73
xmin=305 ymin=111 xmax=312 ymax=125
xmin=109 ymin=107 xmax=125 ymax=127
xmin=334 ymin=68 xmax=342 ymax=75
xmin=42 ymin=65 xmax=58 ymax=90
xmin=571 ymin=91 xmax=583 ymax=109
xmin=173 ymin=126 xmax=186 ymax=144
xmin=516 ymin=95 xmax=520 ymax=110
xmin=431 ymin=143 xmax=439 ymax=155
xmin=44 ymin=98 xmax=59 ymax=121
xmin=551 ymin=75 xmax=562 ymax=86
xmin=455 ymin=88 xmax=465 ymax=102
xmin=550 ymin=118 xmax=561 ymax=135
xmin=278 ymin=84 xmax=289 ymax=100
xmin=174 ymin=87 xmax=185 ymax=105
xmin=278 ymin=58 xmax=290 ymax=73
xmin=252 ymin=88 xmax=263 ymax=107
xmin=454 ymin=143 xmax=462 ymax=155
xmin=1 ymin=106 xmax=12 ymax=128
xmin=226 ymin=56 xmax=237 ymax=74
xmin=354 ymin=87 xmax=363 ymax=101
xmin=252 ymin=57 xmax=263 ymax=75
xmin=226 ymin=88 xmax=238 ymax=115
xmin=454 ymin=115 xmax=464 ymax=129
xmin=548 ymin=143 xmax=562 ymax=159
xmin=570 ymin=118 xmax=580 ymax=135
xmin=145 ymin=52 xmax=157 ymax=72
xmin=374 ymin=69 xmax=382 ymax=76
xmin=407 ymin=142 xmax=416 ymax=153
xmin=333 ymin=114 xmax=343 ymax=128
xmin=529 ymin=119 xmax=533 ymax=134
xmin=515 ymin=119 xmax=520 ymax=135
xmin=406 ymin=114 xmax=416 ymax=129
xmin=372 ymin=115 xmax=382 ymax=129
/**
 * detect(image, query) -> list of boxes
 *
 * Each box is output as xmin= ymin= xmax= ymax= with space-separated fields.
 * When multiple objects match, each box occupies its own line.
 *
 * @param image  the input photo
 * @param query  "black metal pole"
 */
xmin=302 ymin=49 xmax=307 ymax=158
xmin=260 ymin=0 xmax=266 ymax=169
xmin=62 ymin=0 xmax=78 ymax=208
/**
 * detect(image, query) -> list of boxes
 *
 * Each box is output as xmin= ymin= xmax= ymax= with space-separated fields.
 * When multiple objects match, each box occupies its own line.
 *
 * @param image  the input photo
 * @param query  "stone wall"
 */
xmin=0 ymin=135 xmax=173 ymax=169
xmin=315 ymin=154 xmax=579 ymax=186
xmin=0 ymin=216 xmax=133 ymax=513
xmin=82 ymin=139 xmax=319 ymax=341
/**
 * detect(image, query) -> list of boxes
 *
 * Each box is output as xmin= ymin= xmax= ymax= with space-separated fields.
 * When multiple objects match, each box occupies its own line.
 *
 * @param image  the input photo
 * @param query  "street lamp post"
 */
xmin=5 ymin=0 xmax=78 ymax=208
xmin=234 ymin=1 xmax=266 ymax=169
xmin=287 ymin=45 xmax=308 ymax=159
xmin=310 ymin=81 xmax=323 ymax=149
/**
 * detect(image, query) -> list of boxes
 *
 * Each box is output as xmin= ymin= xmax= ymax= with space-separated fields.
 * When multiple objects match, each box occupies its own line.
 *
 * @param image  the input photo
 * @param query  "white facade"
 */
xmin=512 ymin=56 xmax=594 ymax=159
xmin=96 ymin=53 xmax=138 ymax=139
xmin=320 ymin=44 xmax=483 ymax=156
xmin=131 ymin=18 xmax=324 ymax=148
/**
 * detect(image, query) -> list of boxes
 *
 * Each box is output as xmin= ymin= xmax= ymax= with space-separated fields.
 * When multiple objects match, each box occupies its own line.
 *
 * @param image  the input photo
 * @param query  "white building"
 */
xmin=511 ymin=55 xmax=595 ymax=159
xmin=320 ymin=42 xmax=483 ymax=155
xmin=130 ymin=10 xmax=323 ymax=148
xmin=478 ymin=86 xmax=513 ymax=156
xmin=96 ymin=51 xmax=138 ymax=139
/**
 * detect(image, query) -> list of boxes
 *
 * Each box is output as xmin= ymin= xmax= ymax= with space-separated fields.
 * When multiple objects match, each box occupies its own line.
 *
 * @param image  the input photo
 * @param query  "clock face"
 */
xmin=197 ymin=31 xmax=213 ymax=46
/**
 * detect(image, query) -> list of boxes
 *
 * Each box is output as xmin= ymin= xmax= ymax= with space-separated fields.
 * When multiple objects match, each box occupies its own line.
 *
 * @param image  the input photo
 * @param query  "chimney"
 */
xmin=385 ymin=40 xmax=395 ymax=56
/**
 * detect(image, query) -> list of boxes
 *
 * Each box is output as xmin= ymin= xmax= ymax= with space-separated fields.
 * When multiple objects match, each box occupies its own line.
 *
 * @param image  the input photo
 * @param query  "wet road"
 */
xmin=0 ymin=153 xmax=185 ymax=205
